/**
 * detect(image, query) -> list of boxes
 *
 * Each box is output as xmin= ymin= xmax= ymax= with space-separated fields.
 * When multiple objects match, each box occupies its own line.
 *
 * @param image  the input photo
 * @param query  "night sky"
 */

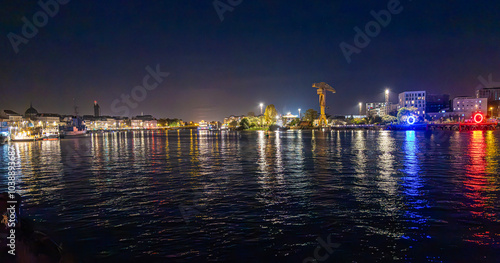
xmin=1 ymin=0 xmax=499 ymax=122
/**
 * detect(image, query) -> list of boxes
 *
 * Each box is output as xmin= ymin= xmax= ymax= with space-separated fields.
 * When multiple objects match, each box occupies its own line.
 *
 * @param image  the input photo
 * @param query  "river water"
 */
xmin=1 ymin=130 xmax=500 ymax=262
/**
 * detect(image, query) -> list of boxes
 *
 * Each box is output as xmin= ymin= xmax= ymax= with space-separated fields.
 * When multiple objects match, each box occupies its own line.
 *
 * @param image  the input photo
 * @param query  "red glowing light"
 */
xmin=473 ymin=113 xmax=483 ymax=124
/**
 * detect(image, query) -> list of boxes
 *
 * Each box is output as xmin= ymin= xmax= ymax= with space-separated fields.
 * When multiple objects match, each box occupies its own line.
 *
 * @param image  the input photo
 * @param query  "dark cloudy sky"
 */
xmin=1 ymin=0 xmax=499 ymax=121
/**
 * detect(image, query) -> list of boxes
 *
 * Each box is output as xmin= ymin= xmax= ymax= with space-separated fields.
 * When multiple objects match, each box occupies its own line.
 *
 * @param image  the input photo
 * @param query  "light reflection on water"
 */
xmin=1 ymin=130 xmax=500 ymax=262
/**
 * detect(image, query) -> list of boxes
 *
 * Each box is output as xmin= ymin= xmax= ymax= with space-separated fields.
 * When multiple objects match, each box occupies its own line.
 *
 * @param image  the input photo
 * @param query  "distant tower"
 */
xmin=94 ymin=101 xmax=101 ymax=117
xmin=25 ymin=102 xmax=39 ymax=120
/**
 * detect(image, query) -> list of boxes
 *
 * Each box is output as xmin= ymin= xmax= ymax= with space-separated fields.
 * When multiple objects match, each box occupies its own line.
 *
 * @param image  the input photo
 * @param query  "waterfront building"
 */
xmin=223 ymin=115 xmax=245 ymax=127
xmin=452 ymin=96 xmax=488 ymax=120
xmin=86 ymin=117 xmax=122 ymax=130
xmin=365 ymin=102 xmax=397 ymax=117
xmin=398 ymin=91 xmax=427 ymax=116
xmin=25 ymin=103 xmax=39 ymax=120
xmin=476 ymin=87 xmax=500 ymax=117
xmin=344 ymin=115 xmax=367 ymax=119
xmin=367 ymin=107 xmax=382 ymax=117
xmin=365 ymin=102 xmax=385 ymax=116
xmin=37 ymin=113 xmax=62 ymax=127
xmin=426 ymin=94 xmax=450 ymax=113
xmin=198 ymin=120 xmax=209 ymax=130
xmin=0 ymin=110 xmax=23 ymax=122
xmin=209 ymin=121 xmax=221 ymax=129
xmin=282 ymin=112 xmax=298 ymax=125
xmin=131 ymin=115 xmax=158 ymax=129
xmin=384 ymin=104 xmax=399 ymax=116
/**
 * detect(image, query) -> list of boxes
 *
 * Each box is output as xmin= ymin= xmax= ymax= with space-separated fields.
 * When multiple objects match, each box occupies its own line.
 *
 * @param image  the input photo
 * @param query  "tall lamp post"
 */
xmin=490 ymin=107 xmax=494 ymax=118
xmin=359 ymin=102 xmax=363 ymax=116
xmin=298 ymin=108 xmax=301 ymax=119
xmin=260 ymin=103 xmax=264 ymax=115
xmin=385 ymin=89 xmax=390 ymax=115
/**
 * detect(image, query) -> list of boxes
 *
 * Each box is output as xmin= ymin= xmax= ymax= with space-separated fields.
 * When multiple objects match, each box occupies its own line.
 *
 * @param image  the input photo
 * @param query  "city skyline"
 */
xmin=1 ymin=1 xmax=500 ymax=121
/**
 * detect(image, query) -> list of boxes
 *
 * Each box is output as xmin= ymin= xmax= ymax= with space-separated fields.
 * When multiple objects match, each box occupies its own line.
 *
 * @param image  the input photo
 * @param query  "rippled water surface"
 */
xmin=1 ymin=130 xmax=500 ymax=262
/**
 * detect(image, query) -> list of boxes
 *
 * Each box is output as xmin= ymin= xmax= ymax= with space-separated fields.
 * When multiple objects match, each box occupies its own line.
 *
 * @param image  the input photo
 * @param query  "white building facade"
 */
xmin=398 ymin=91 xmax=427 ymax=116
xmin=452 ymin=97 xmax=488 ymax=119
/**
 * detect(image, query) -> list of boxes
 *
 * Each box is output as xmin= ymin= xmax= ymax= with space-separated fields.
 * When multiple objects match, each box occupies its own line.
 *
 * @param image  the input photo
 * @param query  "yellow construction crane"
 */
xmin=313 ymin=82 xmax=336 ymax=127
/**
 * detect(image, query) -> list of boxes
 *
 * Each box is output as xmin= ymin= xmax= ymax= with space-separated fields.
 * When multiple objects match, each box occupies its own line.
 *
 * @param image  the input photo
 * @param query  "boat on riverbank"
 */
xmin=42 ymin=127 xmax=60 ymax=140
xmin=60 ymin=117 xmax=87 ymax=138
xmin=10 ymin=128 xmax=42 ymax=142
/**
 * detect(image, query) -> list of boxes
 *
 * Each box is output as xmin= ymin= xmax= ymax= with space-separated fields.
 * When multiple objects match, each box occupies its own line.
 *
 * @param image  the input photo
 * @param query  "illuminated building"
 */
xmin=198 ymin=120 xmax=209 ymax=130
xmin=209 ymin=121 xmax=221 ymax=129
xmin=0 ymin=110 xmax=23 ymax=122
xmin=131 ymin=114 xmax=158 ymax=129
xmin=344 ymin=115 xmax=367 ymax=119
xmin=365 ymin=102 xmax=396 ymax=117
xmin=476 ymin=87 xmax=500 ymax=117
xmin=365 ymin=102 xmax=385 ymax=116
xmin=398 ymin=91 xmax=426 ymax=116
xmin=452 ymin=96 xmax=488 ymax=120
xmin=37 ymin=114 xmax=62 ymax=127
xmin=282 ymin=112 xmax=298 ymax=125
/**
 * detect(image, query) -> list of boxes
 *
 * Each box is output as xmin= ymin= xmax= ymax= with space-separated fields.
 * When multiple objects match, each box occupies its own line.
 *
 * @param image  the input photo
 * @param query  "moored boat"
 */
xmin=10 ymin=132 xmax=41 ymax=142
xmin=42 ymin=127 xmax=60 ymax=140
xmin=60 ymin=117 xmax=87 ymax=138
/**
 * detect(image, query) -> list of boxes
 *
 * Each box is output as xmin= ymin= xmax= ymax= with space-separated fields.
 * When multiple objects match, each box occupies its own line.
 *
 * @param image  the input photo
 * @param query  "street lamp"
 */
xmin=359 ymin=102 xmax=362 ymax=116
xmin=260 ymin=103 xmax=264 ymax=115
xmin=385 ymin=89 xmax=390 ymax=115
xmin=490 ymin=107 xmax=494 ymax=117
xmin=298 ymin=108 xmax=301 ymax=119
